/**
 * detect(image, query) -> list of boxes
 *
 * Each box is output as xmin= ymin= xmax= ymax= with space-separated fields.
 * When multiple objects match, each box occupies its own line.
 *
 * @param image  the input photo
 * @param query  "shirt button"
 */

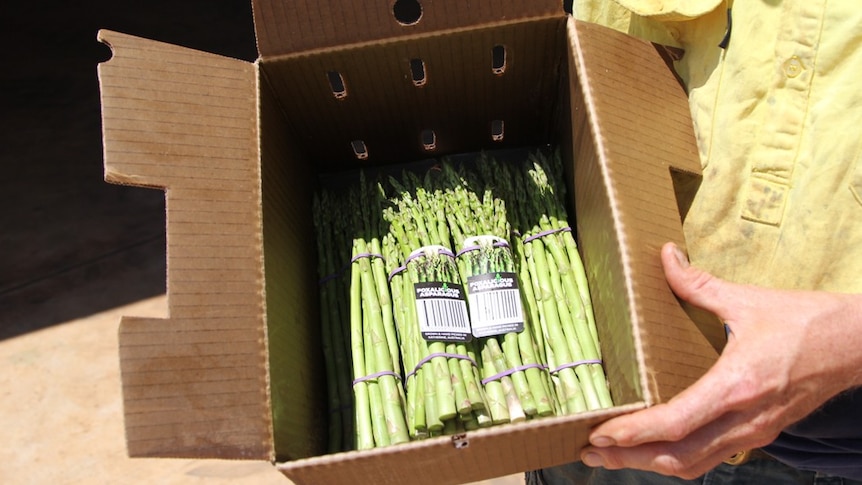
xmin=783 ymin=56 xmax=804 ymax=78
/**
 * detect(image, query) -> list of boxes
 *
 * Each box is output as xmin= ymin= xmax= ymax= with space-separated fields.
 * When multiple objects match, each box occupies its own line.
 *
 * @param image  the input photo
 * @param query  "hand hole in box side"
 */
xmin=327 ymin=71 xmax=347 ymax=99
xmin=410 ymin=58 xmax=427 ymax=86
xmin=492 ymin=45 xmax=507 ymax=75
xmin=491 ymin=120 xmax=505 ymax=141
xmin=668 ymin=166 xmax=702 ymax=223
xmin=421 ymin=129 xmax=436 ymax=151
xmin=393 ymin=0 xmax=422 ymax=25
xmin=351 ymin=140 xmax=369 ymax=159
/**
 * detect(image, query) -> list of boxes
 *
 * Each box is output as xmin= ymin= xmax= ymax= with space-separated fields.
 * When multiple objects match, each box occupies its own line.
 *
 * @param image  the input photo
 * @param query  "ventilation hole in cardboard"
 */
xmin=492 ymin=45 xmax=507 ymax=75
xmin=491 ymin=120 xmax=505 ymax=141
xmin=327 ymin=71 xmax=347 ymax=99
xmin=409 ymin=58 xmax=427 ymax=86
xmin=421 ymin=129 xmax=437 ymax=151
xmin=393 ymin=0 xmax=422 ymax=25
xmin=351 ymin=140 xmax=369 ymax=159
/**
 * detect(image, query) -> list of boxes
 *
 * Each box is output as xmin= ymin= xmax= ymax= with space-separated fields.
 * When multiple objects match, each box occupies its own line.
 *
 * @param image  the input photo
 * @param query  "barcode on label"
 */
xmin=467 ymin=272 xmax=524 ymax=337
xmin=414 ymin=281 xmax=471 ymax=342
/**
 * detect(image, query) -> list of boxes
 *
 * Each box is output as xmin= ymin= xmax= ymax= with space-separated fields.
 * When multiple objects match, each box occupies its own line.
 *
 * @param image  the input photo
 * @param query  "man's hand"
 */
xmin=579 ymin=242 xmax=862 ymax=478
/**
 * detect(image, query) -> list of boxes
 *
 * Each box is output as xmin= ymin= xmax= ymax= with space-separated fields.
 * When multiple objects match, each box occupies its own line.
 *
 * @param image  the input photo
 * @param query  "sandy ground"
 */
xmin=0 ymin=295 xmax=524 ymax=485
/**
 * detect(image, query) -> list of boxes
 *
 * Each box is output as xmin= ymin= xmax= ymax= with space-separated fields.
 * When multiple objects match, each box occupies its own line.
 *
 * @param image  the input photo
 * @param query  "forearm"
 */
xmin=806 ymin=291 xmax=862 ymax=391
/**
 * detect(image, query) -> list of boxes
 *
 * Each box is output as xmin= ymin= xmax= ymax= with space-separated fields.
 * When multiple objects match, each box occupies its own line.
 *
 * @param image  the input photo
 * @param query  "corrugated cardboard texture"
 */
xmin=258 ymin=74 xmax=328 ymax=460
xmin=251 ymin=0 xmax=562 ymax=58
xmin=278 ymin=404 xmax=642 ymax=485
xmin=97 ymin=5 xmax=722 ymax=482
xmin=567 ymin=19 xmax=719 ymax=405
xmin=274 ymin=17 xmax=718 ymax=485
xmin=260 ymin=17 xmax=568 ymax=172
xmin=98 ymin=30 xmax=273 ymax=459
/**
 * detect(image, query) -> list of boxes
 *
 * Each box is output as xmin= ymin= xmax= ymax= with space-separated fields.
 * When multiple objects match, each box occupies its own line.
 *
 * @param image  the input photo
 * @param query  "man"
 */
xmin=531 ymin=1 xmax=862 ymax=483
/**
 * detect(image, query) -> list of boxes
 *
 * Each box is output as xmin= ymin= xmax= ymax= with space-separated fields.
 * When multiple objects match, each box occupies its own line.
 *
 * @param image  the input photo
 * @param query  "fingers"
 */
xmin=578 ymin=242 xmax=833 ymax=478
xmin=580 ymin=437 xmax=749 ymax=479
xmin=582 ymin=410 xmax=758 ymax=478
xmin=660 ymin=242 xmax=735 ymax=319
xmin=586 ymin=355 xmax=740 ymax=447
xmin=579 ymin=240 xmax=771 ymax=476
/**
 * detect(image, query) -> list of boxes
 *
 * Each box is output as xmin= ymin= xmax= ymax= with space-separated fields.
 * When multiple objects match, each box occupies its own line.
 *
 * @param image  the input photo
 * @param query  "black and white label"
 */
xmin=466 ymin=272 xmax=524 ymax=337
xmin=414 ymin=281 xmax=472 ymax=342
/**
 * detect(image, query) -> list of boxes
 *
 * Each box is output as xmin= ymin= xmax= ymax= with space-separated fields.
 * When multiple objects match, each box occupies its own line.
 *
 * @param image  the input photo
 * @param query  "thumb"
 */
xmin=661 ymin=242 xmax=731 ymax=318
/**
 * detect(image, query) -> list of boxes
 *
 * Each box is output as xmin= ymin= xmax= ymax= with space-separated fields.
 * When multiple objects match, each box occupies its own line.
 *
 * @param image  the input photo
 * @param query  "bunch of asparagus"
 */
xmin=312 ymin=149 xmax=614 ymax=452
xmin=312 ymin=189 xmax=354 ymax=452
xmin=437 ymin=165 xmax=557 ymax=423
xmin=313 ymin=177 xmax=411 ymax=451
xmin=479 ymin=151 xmax=613 ymax=413
xmin=383 ymin=172 xmax=492 ymax=438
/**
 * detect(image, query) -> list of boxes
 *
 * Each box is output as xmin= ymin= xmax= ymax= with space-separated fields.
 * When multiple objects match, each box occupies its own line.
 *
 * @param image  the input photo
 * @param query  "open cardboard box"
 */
xmin=97 ymin=1 xmax=722 ymax=484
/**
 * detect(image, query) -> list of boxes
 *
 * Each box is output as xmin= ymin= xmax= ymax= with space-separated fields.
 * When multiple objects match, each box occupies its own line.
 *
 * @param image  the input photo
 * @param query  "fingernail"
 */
xmin=591 ymin=435 xmax=616 ymax=447
xmin=672 ymin=244 xmax=690 ymax=268
xmin=582 ymin=452 xmax=605 ymax=467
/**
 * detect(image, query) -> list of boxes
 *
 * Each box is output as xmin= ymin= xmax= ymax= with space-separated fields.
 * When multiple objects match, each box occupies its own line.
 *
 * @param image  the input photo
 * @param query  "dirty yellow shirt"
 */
xmin=575 ymin=0 xmax=862 ymax=293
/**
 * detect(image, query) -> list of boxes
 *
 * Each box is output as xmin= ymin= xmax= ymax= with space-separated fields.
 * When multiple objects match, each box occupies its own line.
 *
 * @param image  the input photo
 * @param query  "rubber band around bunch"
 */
xmin=352 ymin=370 xmax=402 ymax=386
xmin=318 ymin=252 xmax=385 ymax=285
xmin=456 ymin=235 xmax=511 ymax=258
xmin=479 ymin=359 xmax=604 ymax=385
xmin=480 ymin=362 xmax=548 ymax=385
xmin=387 ymin=245 xmax=457 ymax=282
xmin=405 ymin=352 xmax=479 ymax=381
xmin=522 ymin=226 xmax=572 ymax=244
xmin=549 ymin=358 xmax=603 ymax=374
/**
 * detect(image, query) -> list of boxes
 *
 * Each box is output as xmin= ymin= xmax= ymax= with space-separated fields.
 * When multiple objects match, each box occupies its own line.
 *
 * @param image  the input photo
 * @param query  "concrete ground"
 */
xmin=0 ymin=1 xmax=526 ymax=484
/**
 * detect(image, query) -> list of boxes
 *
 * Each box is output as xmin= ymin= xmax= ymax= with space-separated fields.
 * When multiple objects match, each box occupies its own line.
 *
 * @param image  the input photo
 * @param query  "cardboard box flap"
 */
xmin=251 ymin=0 xmax=564 ymax=59
xmin=567 ymin=18 xmax=720 ymax=406
xmin=278 ymin=404 xmax=644 ymax=485
xmin=97 ymin=30 xmax=273 ymax=460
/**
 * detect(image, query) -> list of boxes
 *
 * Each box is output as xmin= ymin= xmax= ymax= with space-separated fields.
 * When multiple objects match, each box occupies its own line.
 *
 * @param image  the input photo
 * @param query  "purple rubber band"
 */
xmin=352 ymin=370 xmax=402 ymax=386
xmin=405 ymin=247 xmax=455 ymax=261
xmin=549 ymin=359 xmax=603 ymax=374
xmin=439 ymin=248 xmax=457 ymax=258
xmin=480 ymin=362 xmax=548 ymax=385
xmin=406 ymin=352 xmax=479 ymax=381
xmin=319 ymin=260 xmax=352 ymax=285
xmin=391 ymin=247 xmax=457 ymax=281
xmin=404 ymin=251 xmax=423 ymax=265
xmin=455 ymin=240 xmax=510 ymax=258
xmin=388 ymin=265 xmax=407 ymax=282
xmin=522 ymin=226 xmax=572 ymax=244
xmin=318 ymin=272 xmax=341 ymax=286
xmin=351 ymin=252 xmax=385 ymax=264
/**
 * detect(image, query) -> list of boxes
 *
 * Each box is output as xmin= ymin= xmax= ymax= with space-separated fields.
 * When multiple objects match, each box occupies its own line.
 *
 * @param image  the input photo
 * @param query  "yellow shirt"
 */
xmin=575 ymin=0 xmax=862 ymax=293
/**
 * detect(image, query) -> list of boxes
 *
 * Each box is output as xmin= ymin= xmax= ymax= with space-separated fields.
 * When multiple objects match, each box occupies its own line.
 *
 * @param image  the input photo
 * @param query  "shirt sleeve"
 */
xmin=612 ymin=0 xmax=724 ymax=20
xmin=572 ymin=0 xmax=716 ymax=47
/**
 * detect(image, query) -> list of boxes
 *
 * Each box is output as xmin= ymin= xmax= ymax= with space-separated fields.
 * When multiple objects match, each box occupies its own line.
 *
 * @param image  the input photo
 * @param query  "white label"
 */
xmin=414 ymin=281 xmax=472 ymax=342
xmin=467 ymin=272 xmax=524 ymax=337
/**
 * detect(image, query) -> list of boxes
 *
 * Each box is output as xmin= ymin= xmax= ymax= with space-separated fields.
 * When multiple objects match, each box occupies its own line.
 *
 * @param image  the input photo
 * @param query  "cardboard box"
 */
xmin=97 ymin=1 xmax=721 ymax=483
